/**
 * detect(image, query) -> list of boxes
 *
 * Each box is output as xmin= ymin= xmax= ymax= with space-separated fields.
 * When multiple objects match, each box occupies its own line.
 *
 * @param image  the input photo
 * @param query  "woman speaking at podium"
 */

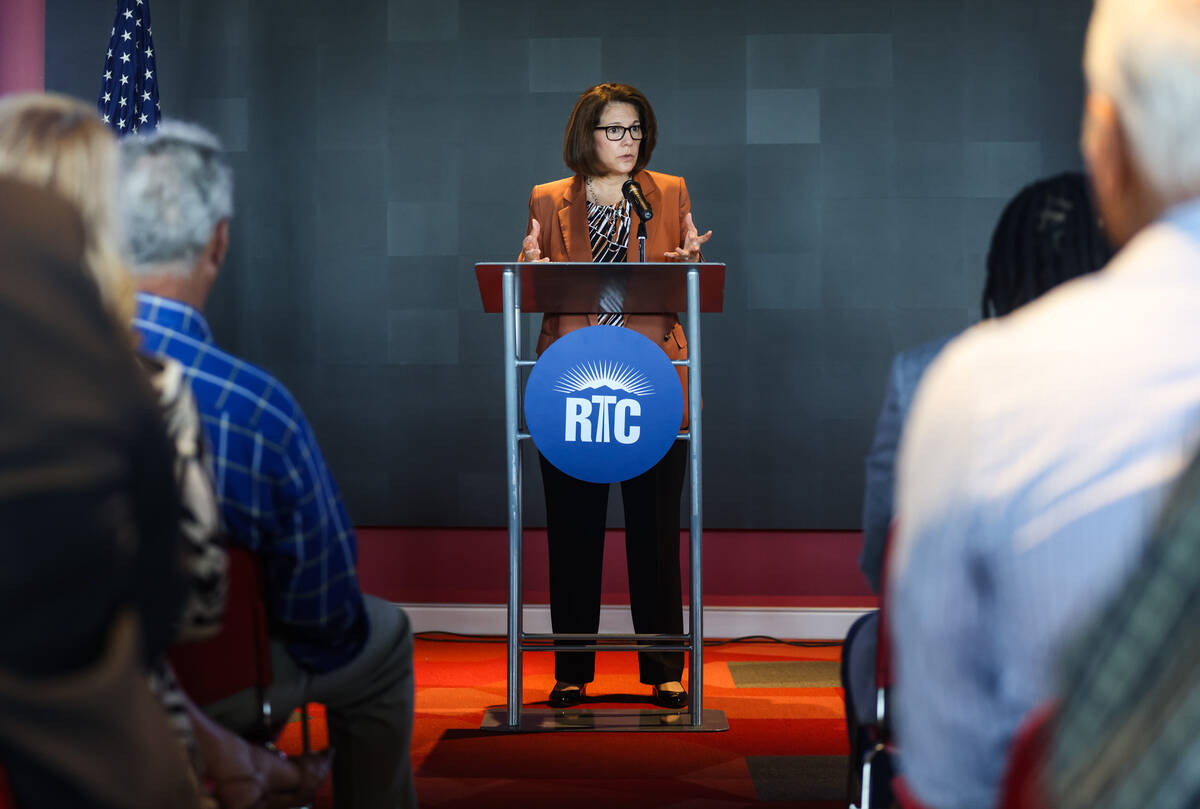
xmin=517 ymin=82 xmax=712 ymax=710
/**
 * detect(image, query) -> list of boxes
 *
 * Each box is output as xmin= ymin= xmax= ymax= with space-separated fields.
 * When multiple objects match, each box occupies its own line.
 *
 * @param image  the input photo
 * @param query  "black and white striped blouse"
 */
xmin=588 ymin=197 xmax=630 ymax=327
xmin=137 ymin=353 xmax=227 ymax=767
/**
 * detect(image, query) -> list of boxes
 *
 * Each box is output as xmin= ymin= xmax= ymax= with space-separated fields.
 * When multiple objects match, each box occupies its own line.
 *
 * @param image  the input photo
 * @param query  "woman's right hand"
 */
xmin=521 ymin=219 xmax=550 ymax=262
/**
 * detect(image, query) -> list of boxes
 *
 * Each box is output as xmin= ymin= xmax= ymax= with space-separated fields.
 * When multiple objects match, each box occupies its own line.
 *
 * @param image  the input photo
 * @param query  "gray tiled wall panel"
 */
xmin=46 ymin=0 xmax=1092 ymax=529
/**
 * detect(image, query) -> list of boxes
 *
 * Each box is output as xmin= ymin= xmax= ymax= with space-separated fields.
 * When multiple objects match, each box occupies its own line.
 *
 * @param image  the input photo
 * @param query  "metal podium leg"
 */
xmin=503 ymin=268 xmax=523 ymax=728
xmin=686 ymin=268 xmax=703 ymax=726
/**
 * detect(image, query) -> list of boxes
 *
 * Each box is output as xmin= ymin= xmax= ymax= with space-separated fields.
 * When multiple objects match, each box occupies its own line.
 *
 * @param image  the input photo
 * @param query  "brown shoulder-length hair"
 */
xmin=563 ymin=83 xmax=657 ymax=177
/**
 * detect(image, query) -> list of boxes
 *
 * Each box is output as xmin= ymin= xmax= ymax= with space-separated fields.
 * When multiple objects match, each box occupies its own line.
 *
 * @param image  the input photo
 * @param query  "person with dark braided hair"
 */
xmin=981 ymin=171 xmax=1114 ymax=319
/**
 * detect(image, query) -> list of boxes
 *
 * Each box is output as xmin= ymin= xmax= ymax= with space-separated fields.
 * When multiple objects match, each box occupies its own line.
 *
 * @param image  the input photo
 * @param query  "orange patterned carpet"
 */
xmin=279 ymin=637 xmax=849 ymax=808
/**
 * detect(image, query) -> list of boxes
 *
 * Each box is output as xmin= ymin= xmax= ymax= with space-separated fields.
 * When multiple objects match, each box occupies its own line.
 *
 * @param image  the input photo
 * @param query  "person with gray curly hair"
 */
xmin=887 ymin=1 xmax=1200 ymax=808
xmin=121 ymin=121 xmax=417 ymax=809
xmin=121 ymin=121 xmax=233 ymax=291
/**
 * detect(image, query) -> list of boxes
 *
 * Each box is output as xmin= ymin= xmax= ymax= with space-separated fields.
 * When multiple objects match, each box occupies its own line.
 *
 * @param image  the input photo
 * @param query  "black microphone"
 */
xmin=622 ymin=179 xmax=654 ymax=222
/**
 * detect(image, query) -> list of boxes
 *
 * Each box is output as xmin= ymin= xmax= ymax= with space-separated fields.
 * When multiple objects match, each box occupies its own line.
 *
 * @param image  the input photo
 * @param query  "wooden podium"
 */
xmin=475 ymin=261 xmax=726 ymax=731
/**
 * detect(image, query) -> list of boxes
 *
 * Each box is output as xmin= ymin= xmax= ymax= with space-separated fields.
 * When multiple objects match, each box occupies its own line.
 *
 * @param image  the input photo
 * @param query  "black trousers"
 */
xmin=539 ymin=442 xmax=688 ymax=685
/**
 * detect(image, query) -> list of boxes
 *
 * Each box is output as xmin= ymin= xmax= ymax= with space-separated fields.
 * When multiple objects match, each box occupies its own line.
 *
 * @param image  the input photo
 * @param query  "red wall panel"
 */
xmin=0 ymin=0 xmax=44 ymax=95
xmin=357 ymin=527 xmax=877 ymax=608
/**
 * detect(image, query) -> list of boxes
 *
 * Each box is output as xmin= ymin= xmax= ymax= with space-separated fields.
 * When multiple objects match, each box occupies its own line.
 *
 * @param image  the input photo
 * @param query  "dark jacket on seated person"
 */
xmin=860 ymin=334 xmax=955 ymax=593
xmin=0 ymin=179 xmax=195 ymax=809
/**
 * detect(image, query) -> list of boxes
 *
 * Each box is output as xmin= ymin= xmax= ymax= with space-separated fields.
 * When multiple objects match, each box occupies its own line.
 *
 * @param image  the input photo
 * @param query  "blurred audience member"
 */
xmin=0 ymin=93 xmax=328 ymax=809
xmin=844 ymin=173 xmax=1111 ymax=803
xmin=0 ymin=172 xmax=196 ymax=807
xmin=0 ymin=88 xmax=224 ymax=738
xmin=120 ymin=122 xmax=416 ymax=809
xmin=888 ymin=0 xmax=1200 ymax=805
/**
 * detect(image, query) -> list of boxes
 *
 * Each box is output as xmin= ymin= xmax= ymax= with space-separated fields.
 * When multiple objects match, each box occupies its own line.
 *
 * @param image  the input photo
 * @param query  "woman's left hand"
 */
xmin=664 ymin=213 xmax=712 ymax=262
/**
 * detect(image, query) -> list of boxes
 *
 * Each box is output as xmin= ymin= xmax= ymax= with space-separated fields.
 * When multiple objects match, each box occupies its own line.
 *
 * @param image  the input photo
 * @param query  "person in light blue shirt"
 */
xmin=889 ymin=2 xmax=1200 ymax=806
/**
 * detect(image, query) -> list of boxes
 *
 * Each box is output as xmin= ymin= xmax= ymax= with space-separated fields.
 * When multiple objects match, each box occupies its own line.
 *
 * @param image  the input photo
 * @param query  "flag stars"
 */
xmin=100 ymin=3 xmax=158 ymax=137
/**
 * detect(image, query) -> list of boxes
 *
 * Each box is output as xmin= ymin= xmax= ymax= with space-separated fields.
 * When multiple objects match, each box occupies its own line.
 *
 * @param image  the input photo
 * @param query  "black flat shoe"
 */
xmin=652 ymin=685 xmax=689 ymax=709
xmin=549 ymin=682 xmax=586 ymax=708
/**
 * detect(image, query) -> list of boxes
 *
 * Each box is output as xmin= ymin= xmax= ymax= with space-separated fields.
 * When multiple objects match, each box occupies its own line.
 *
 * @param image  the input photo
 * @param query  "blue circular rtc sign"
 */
xmin=525 ymin=326 xmax=684 ymax=484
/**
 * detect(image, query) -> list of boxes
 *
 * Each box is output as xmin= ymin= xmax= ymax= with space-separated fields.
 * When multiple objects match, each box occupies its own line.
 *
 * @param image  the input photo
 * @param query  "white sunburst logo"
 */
xmin=553 ymin=361 xmax=656 ymax=397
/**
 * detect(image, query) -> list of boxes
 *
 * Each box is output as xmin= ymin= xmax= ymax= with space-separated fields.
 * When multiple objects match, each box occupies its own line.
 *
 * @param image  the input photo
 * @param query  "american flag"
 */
xmin=96 ymin=0 xmax=159 ymax=136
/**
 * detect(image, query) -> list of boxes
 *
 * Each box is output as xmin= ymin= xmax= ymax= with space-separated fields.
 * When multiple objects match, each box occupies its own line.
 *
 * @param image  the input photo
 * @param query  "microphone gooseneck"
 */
xmin=621 ymin=179 xmax=654 ymax=222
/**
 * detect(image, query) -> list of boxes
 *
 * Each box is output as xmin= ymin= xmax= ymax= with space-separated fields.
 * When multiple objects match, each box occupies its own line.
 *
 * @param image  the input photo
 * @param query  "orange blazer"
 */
xmin=520 ymin=169 xmax=694 ymax=427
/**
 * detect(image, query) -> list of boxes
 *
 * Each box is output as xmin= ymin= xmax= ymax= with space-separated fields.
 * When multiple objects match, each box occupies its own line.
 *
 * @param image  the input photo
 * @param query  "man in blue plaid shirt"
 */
xmin=120 ymin=122 xmax=415 ymax=809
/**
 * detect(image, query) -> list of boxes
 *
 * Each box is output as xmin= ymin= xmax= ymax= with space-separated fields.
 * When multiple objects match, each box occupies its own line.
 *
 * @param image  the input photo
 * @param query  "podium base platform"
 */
xmin=479 ymin=707 xmax=729 ymax=732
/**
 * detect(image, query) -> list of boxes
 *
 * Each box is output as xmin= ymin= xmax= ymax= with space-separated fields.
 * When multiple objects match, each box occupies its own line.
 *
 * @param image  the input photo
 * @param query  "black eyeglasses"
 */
xmin=594 ymin=124 xmax=644 ymax=141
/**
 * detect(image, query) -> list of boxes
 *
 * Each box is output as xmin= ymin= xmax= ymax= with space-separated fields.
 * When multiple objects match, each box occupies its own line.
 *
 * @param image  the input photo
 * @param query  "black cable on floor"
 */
xmin=413 ymin=631 xmax=505 ymax=643
xmin=413 ymin=631 xmax=840 ymax=648
xmin=706 ymin=635 xmax=841 ymax=648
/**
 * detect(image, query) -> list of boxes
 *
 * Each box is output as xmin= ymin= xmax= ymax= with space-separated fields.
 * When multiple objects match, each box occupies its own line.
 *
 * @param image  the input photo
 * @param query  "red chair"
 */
xmin=0 ymin=764 xmax=15 ymax=809
xmin=170 ymin=546 xmax=320 ymax=757
xmin=996 ymin=702 xmax=1055 ymax=809
xmin=169 ymin=546 xmax=281 ymax=743
xmin=891 ymin=775 xmax=935 ymax=809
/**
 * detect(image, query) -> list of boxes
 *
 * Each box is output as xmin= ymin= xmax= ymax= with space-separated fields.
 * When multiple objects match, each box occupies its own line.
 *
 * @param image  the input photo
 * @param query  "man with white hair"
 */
xmin=120 ymin=122 xmax=416 ymax=809
xmin=888 ymin=1 xmax=1200 ymax=807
